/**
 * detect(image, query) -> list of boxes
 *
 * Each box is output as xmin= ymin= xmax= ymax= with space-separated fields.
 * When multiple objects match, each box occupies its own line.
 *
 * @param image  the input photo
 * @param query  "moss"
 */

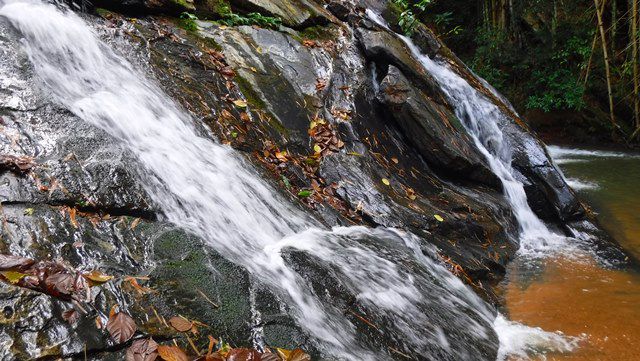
xmin=200 ymin=34 xmax=224 ymax=51
xmin=170 ymin=0 xmax=196 ymax=11
xmin=234 ymin=74 xmax=290 ymax=137
xmin=234 ymin=74 xmax=267 ymax=109
xmin=177 ymin=18 xmax=198 ymax=32
xmin=298 ymin=25 xmax=335 ymax=41
xmin=94 ymin=7 xmax=113 ymax=18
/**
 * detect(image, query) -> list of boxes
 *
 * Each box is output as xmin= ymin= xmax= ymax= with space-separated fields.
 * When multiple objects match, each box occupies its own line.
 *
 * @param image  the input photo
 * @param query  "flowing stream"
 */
xmin=366 ymin=10 xmax=565 ymax=255
xmin=0 ymin=1 xmax=579 ymax=359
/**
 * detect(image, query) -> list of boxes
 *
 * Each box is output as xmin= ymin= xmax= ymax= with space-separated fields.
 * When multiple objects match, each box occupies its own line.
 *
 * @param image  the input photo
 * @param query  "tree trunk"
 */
xmin=594 ymin=0 xmax=618 ymax=130
xmin=632 ymin=0 xmax=640 ymax=135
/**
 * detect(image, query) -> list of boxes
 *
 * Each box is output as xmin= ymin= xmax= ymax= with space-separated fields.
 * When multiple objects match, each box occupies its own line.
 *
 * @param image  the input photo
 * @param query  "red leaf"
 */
xmin=227 ymin=348 xmax=262 ymax=361
xmin=126 ymin=338 xmax=158 ymax=361
xmin=106 ymin=311 xmax=137 ymax=343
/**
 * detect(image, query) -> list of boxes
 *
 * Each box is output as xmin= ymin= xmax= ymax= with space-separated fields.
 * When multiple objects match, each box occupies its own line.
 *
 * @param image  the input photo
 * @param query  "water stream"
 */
xmin=0 ymin=1 xmax=581 ymax=359
xmin=366 ymin=10 xmax=565 ymax=255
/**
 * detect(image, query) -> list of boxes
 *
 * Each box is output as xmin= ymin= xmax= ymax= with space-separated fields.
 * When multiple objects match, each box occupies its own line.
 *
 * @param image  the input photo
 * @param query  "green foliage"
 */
xmin=393 ymin=0 xmax=432 ymax=35
xmin=219 ymin=12 xmax=282 ymax=29
xmin=179 ymin=12 xmax=199 ymax=32
xmin=470 ymin=25 xmax=589 ymax=113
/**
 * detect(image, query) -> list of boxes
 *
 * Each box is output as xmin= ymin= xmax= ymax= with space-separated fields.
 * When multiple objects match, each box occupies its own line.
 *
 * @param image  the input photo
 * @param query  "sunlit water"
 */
xmin=0 ymin=1 xmax=582 ymax=359
xmin=501 ymin=146 xmax=640 ymax=360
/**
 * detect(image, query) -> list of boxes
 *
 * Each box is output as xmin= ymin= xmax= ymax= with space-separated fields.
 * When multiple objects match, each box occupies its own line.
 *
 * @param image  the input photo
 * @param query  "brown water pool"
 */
xmin=500 ymin=146 xmax=640 ymax=360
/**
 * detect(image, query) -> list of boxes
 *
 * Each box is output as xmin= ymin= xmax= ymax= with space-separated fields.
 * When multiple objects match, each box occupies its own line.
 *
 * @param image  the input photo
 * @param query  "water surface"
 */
xmin=501 ymin=146 xmax=640 ymax=360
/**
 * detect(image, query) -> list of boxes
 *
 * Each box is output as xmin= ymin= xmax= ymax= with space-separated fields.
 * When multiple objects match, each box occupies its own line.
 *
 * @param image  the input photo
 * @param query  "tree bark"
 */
xmin=594 ymin=0 xmax=618 ymax=130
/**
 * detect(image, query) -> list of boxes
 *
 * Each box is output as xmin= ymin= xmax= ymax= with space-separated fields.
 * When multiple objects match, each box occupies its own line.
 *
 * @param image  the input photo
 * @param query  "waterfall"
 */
xmin=0 ymin=1 xmax=577 ymax=359
xmin=366 ymin=11 xmax=566 ymax=255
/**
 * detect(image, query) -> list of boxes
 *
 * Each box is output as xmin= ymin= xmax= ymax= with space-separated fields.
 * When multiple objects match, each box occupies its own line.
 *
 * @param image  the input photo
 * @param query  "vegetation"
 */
xmin=406 ymin=0 xmax=640 ymax=144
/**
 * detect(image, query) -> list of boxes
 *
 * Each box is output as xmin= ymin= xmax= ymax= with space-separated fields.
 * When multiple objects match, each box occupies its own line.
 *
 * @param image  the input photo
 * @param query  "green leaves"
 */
xmin=297 ymin=190 xmax=312 ymax=198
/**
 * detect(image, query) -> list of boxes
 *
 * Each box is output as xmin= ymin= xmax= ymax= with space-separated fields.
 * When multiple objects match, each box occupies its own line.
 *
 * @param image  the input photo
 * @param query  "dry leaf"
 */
xmin=232 ymin=99 xmax=247 ymax=108
xmin=157 ymin=345 xmax=188 ymax=361
xmin=0 ymin=254 xmax=35 ymax=271
xmin=168 ymin=316 xmax=193 ymax=332
xmin=126 ymin=338 xmax=158 ymax=361
xmin=106 ymin=310 xmax=137 ymax=343
xmin=83 ymin=270 xmax=114 ymax=286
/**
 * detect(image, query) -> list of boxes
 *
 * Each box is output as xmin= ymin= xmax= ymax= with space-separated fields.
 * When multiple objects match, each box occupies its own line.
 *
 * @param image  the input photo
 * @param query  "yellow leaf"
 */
xmin=313 ymin=144 xmax=322 ymax=154
xmin=83 ymin=270 xmax=114 ymax=286
xmin=382 ymin=178 xmax=390 ymax=186
xmin=232 ymin=99 xmax=247 ymax=108
xmin=309 ymin=121 xmax=317 ymax=129
xmin=434 ymin=214 xmax=444 ymax=222
xmin=1 ymin=271 xmax=27 ymax=284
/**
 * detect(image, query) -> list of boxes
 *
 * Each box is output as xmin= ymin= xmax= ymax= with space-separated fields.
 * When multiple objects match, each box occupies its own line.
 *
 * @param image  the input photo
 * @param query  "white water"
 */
xmin=365 ymin=10 xmax=585 ymax=359
xmin=366 ymin=11 xmax=567 ymax=255
xmin=0 ymin=1 xmax=581 ymax=359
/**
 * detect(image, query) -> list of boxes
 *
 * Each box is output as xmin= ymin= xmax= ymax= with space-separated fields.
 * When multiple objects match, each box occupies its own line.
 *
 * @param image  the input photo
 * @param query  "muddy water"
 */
xmin=501 ymin=146 xmax=640 ymax=360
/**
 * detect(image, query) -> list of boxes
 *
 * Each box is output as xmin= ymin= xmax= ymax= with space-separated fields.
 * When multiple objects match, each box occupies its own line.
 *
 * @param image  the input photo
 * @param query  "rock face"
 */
xmin=0 ymin=0 xmax=627 ymax=360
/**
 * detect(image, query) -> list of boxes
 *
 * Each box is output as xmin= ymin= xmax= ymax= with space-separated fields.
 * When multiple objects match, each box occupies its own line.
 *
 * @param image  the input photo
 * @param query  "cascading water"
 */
xmin=0 ymin=1 xmax=578 ymax=359
xmin=366 ymin=11 xmax=566 ymax=255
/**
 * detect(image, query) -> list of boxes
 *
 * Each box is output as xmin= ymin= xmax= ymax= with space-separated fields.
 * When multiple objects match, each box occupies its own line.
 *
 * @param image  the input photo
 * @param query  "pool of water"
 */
xmin=500 ymin=145 xmax=640 ymax=360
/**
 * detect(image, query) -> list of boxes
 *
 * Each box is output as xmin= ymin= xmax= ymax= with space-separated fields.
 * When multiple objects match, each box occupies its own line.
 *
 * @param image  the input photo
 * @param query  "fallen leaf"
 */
xmin=1 ymin=271 xmax=27 ymax=284
xmin=227 ymin=348 xmax=262 ymax=361
xmin=313 ymin=144 xmax=322 ymax=154
xmin=232 ymin=99 xmax=247 ymax=108
xmin=0 ymin=254 xmax=35 ymax=271
xmin=126 ymin=338 xmax=158 ymax=361
xmin=83 ymin=270 xmax=114 ymax=286
xmin=434 ymin=214 xmax=444 ymax=222
xmin=68 ymin=207 xmax=78 ymax=228
xmin=130 ymin=218 xmax=142 ymax=230
xmin=168 ymin=316 xmax=193 ymax=332
xmin=106 ymin=310 xmax=137 ymax=343
xmin=260 ymin=353 xmax=280 ymax=361
xmin=0 ymin=154 xmax=34 ymax=174
xmin=276 ymin=348 xmax=311 ymax=361
xmin=157 ymin=345 xmax=188 ymax=361
xmin=381 ymin=178 xmax=390 ymax=186
xmin=23 ymin=208 xmax=34 ymax=216
xmin=62 ymin=309 xmax=80 ymax=325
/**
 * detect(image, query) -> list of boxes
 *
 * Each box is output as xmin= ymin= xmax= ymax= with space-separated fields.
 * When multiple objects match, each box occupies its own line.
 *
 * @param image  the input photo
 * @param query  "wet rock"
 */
xmin=376 ymin=65 xmax=500 ymax=187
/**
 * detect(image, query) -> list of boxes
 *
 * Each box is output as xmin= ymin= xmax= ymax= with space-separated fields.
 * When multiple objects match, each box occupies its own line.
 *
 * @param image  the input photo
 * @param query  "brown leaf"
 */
xmin=68 ymin=207 xmax=78 ymax=228
xmin=260 ymin=352 xmax=280 ymax=361
xmin=0 ymin=254 xmax=35 ymax=271
xmin=219 ymin=66 xmax=236 ymax=77
xmin=106 ymin=310 xmax=137 ymax=343
xmin=157 ymin=345 xmax=188 ymax=361
xmin=44 ymin=272 xmax=76 ymax=296
xmin=0 ymin=154 xmax=34 ymax=174
xmin=126 ymin=338 xmax=159 ymax=361
xmin=168 ymin=316 xmax=192 ymax=332
xmin=62 ymin=309 xmax=80 ymax=325
xmin=226 ymin=348 xmax=262 ymax=361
